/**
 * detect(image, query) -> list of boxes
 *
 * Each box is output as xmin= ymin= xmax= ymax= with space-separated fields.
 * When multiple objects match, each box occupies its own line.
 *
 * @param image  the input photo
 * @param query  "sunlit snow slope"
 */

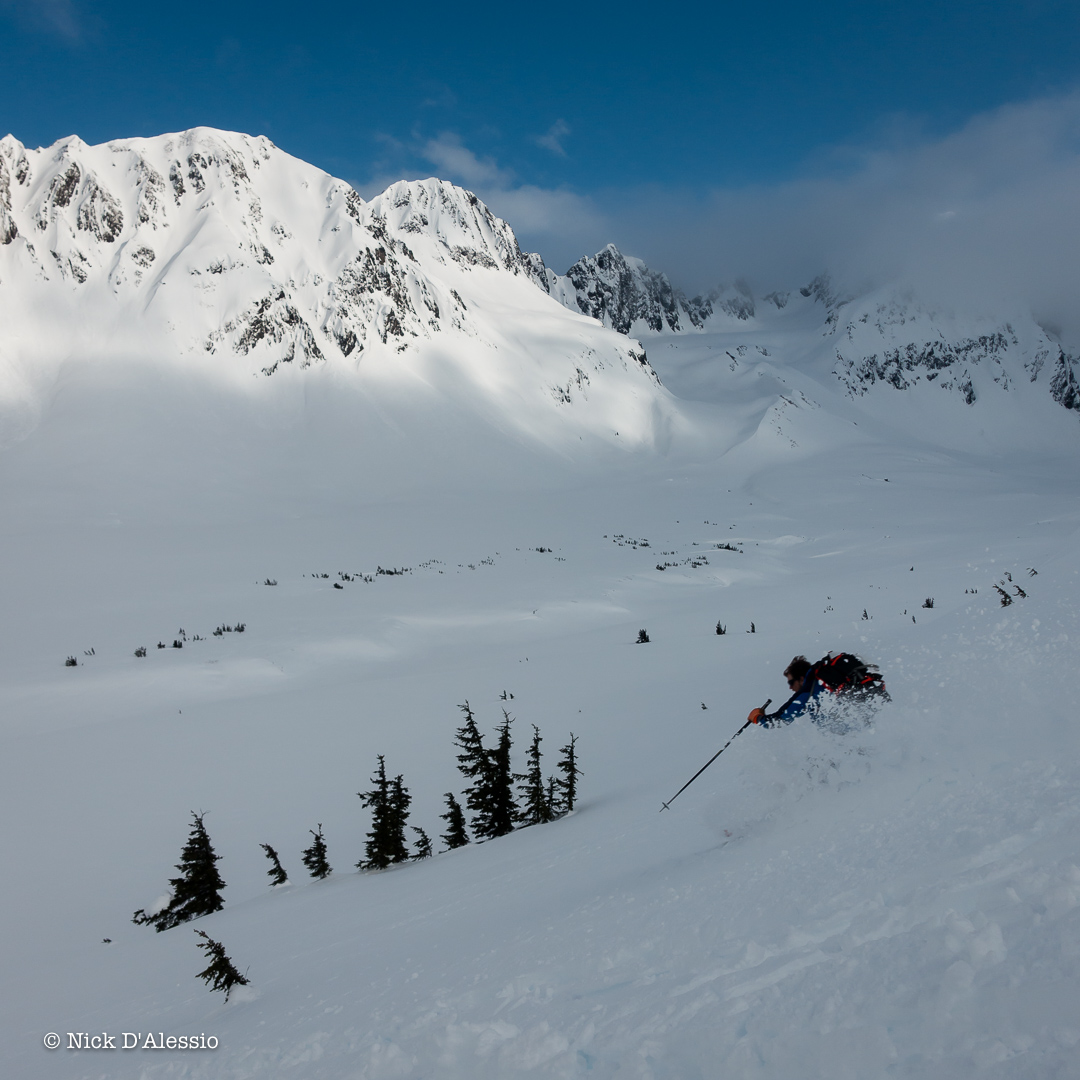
xmin=1 ymin=128 xmax=1078 ymax=1080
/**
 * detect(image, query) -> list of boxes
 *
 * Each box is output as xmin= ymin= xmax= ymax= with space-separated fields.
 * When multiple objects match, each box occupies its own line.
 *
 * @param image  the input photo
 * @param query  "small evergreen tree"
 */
xmin=301 ymin=824 xmax=331 ymax=879
xmin=194 ymin=929 xmax=249 ymax=1000
xmin=454 ymin=701 xmax=492 ymax=838
xmin=486 ymin=710 xmax=519 ymax=838
xmin=358 ymin=757 xmax=411 ymax=868
xmin=388 ymin=774 xmax=412 ymax=864
xmin=518 ymin=724 xmax=553 ymax=826
xmin=260 ymin=843 xmax=289 ymax=886
xmin=555 ymin=733 xmax=581 ymax=814
xmin=411 ymin=826 xmax=433 ymax=860
xmin=440 ymin=792 xmax=469 ymax=850
xmin=133 ymin=812 xmax=225 ymax=932
xmin=454 ymin=703 xmax=518 ymax=840
xmin=546 ymin=774 xmax=559 ymax=816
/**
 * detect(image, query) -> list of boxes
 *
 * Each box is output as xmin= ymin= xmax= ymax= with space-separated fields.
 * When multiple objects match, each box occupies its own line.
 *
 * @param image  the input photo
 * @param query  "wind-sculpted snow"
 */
xmin=0 ymin=128 xmax=669 ymax=450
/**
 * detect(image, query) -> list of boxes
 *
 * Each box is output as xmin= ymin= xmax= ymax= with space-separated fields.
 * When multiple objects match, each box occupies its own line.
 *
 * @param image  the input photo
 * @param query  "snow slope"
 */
xmin=1 ymin=128 xmax=1079 ymax=1080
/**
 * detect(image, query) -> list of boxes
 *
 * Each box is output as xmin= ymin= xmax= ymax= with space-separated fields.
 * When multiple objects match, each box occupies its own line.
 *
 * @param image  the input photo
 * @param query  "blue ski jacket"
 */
xmin=760 ymin=674 xmax=824 ymax=727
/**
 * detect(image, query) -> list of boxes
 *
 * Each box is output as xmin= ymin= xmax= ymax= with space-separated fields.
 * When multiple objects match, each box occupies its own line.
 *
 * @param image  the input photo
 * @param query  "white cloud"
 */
xmin=420 ymin=132 xmax=513 ymax=188
xmin=0 ymin=0 xmax=80 ymax=40
xmin=481 ymin=184 xmax=600 ymax=240
xmin=533 ymin=119 xmax=571 ymax=158
xmin=410 ymin=132 xmax=605 ymax=262
xmin=603 ymin=91 xmax=1080 ymax=345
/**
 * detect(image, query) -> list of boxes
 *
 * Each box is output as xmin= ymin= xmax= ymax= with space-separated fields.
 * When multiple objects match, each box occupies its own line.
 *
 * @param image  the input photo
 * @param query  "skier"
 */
xmin=748 ymin=653 xmax=887 ymax=728
xmin=748 ymin=656 xmax=819 ymax=727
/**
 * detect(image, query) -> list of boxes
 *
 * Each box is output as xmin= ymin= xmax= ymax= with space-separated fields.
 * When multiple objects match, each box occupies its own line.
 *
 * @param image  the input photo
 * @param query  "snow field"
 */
xmin=2 ymin=335 xmax=1079 ymax=1078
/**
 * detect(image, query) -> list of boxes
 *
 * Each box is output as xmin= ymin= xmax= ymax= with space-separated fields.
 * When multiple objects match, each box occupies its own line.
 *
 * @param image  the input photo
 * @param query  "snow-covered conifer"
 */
xmin=260 ymin=842 xmax=289 ymax=885
xmin=301 ymin=825 xmax=331 ymax=879
xmin=194 ymin=929 xmax=249 ymax=1000
xmin=133 ymin=812 xmax=225 ymax=932
xmin=440 ymin=792 xmax=469 ymax=850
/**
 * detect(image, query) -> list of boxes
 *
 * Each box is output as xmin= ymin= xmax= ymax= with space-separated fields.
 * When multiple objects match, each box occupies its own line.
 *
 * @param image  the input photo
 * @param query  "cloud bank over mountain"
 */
xmin=430 ymin=93 xmax=1080 ymax=348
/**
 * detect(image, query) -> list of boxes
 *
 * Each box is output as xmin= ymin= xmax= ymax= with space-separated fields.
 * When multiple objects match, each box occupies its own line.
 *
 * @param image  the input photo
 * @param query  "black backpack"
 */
xmin=810 ymin=653 xmax=888 ymax=700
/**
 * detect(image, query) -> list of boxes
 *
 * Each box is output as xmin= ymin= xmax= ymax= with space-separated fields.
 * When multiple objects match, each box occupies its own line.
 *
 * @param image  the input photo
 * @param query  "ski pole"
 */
xmin=660 ymin=699 xmax=771 ymax=812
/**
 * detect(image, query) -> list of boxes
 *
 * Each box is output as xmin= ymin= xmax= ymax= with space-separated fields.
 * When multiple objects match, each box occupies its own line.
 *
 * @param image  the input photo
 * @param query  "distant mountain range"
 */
xmin=1 ymin=126 xmax=1077 ymax=431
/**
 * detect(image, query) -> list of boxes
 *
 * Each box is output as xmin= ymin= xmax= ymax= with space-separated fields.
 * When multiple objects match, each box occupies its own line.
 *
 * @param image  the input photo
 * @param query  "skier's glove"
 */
xmin=748 ymin=708 xmax=766 ymax=725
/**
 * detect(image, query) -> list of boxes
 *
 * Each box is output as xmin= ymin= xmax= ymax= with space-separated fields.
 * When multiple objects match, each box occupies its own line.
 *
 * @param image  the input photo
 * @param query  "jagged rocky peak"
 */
xmin=682 ymin=279 xmax=756 ymax=325
xmin=548 ymin=244 xmax=759 ymax=335
xmin=556 ymin=244 xmax=683 ymax=334
xmin=364 ymin=178 xmax=542 ymax=280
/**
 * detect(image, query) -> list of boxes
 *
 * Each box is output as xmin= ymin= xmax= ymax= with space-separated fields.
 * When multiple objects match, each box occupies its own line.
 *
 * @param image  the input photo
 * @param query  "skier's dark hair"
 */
xmin=784 ymin=656 xmax=811 ymax=683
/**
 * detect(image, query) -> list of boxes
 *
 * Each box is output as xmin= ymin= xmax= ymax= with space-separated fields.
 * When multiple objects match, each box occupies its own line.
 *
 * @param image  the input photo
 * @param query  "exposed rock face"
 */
xmin=557 ymin=245 xmax=683 ymax=334
xmin=543 ymin=244 xmax=755 ymax=335
xmin=818 ymin=287 xmax=1079 ymax=412
xmin=1049 ymin=348 xmax=1080 ymax=412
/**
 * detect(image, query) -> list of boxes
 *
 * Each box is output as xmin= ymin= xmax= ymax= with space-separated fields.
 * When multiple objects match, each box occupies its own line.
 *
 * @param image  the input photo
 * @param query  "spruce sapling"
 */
xmin=555 ymin=733 xmax=581 ymax=814
xmin=260 ymin=843 xmax=289 ymax=886
xmin=194 ymin=929 xmax=249 ymax=1000
xmin=301 ymin=825 xmax=331 ymax=879
xmin=358 ymin=758 xmax=410 ymax=868
xmin=411 ymin=826 xmax=433 ymax=860
xmin=518 ymin=724 xmax=553 ymax=826
xmin=388 ymin=774 xmax=412 ymax=864
xmin=440 ymin=792 xmax=469 ymax=850
xmin=486 ymin=710 xmax=519 ymax=838
xmin=133 ymin=812 xmax=225 ymax=931
xmin=358 ymin=756 xmax=392 ymax=869
xmin=454 ymin=702 xmax=493 ymax=840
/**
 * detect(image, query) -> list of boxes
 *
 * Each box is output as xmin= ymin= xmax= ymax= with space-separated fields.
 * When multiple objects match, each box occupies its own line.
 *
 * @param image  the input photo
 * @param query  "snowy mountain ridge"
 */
xmin=3 ymin=124 xmax=1078 ymax=441
xmin=0 ymin=128 xmax=666 ymax=451
xmin=543 ymin=241 xmax=1080 ymax=418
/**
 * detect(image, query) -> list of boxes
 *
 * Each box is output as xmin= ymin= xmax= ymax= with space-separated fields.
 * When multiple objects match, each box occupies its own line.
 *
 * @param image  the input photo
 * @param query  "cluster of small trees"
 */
xmin=344 ymin=703 xmax=580 ymax=870
xmin=131 ymin=705 xmax=581 ymax=998
xmin=449 ymin=702 xmax=579 ymax=842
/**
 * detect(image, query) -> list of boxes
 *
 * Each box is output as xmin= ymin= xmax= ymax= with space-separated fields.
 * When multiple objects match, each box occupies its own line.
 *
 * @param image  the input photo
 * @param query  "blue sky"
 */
xmin=3 ymin=0 xmax=1079 ymax=313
